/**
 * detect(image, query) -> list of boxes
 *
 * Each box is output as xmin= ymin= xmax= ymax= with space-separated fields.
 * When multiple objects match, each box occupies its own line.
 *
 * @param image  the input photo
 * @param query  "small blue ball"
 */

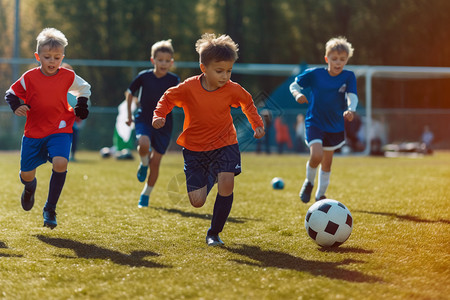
xmin=271 ymin=177 xmax=285 ymax=190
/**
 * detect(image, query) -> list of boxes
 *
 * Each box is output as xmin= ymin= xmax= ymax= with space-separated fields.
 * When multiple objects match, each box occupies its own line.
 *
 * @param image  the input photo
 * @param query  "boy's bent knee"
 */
xmin=189 ymin=197 xmax=206 ymax=208
xmin=188 ymin=189 xmax=207 ymax=207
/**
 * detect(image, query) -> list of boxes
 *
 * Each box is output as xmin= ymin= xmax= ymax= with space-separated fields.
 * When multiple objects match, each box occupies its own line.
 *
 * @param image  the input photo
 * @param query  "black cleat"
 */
xmin=299 ymin=181 xmax=314 ymax=203
xmin=21 ymin=188 xmax=35 ymax=211
xmin=316 ymin=195 xmax=327 ymax=201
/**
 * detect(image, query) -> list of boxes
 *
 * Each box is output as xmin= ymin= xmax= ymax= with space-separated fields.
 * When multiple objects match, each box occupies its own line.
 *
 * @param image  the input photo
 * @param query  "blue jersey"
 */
xmin=128 ymin=69 xmax=180 ymax=132
xmin=295 ymin=68 xmax=357 ymax=132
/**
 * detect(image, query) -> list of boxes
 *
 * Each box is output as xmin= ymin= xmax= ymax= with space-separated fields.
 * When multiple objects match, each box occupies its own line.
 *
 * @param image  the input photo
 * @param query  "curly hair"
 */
xmin=195 ymin=33 xmax=239 ymax=65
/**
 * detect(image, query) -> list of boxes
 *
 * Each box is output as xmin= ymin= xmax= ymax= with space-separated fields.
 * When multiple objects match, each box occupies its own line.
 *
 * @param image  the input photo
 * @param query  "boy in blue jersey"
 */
xmin=126 ymin=39 xmax=180 ymax=207
xmin=289 ymin=37 xmax=358 ymax=203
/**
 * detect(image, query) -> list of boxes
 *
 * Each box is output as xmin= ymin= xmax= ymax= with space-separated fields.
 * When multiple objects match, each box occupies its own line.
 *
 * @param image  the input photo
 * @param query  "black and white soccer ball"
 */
xmin=305 ymin=199 xmax=353 ymax=247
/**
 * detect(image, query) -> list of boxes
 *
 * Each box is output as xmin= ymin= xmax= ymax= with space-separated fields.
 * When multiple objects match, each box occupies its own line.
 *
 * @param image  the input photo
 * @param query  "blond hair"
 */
xmin=325 ymin=36 xmax=354 ymax=58
xmin=151 ymin=39 xmax=174 ymax=58
xmin=36 ymin=28 xmax=68 ymax=53
xmin=195 ymin=33 xmax=239 ymax=65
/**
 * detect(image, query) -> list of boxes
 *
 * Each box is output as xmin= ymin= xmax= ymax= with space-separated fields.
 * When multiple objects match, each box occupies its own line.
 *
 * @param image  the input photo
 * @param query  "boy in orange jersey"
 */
xmin=153 ymin=33 xmax=265 ymax=246
xmin=4 ymin=28 xmax=91 ymax=229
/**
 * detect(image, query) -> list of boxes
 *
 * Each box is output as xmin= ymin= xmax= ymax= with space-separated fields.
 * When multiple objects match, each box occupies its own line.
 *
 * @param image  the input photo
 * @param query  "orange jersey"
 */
xmin=154 ymin=75 xmax=263 ymax=151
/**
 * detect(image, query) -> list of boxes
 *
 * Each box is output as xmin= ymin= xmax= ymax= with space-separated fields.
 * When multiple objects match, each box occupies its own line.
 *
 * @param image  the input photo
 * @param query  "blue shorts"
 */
xmin=135 ymin=121 xmax=171 ymax=154
xmin=305 ymin=125 xmax=345 ymax=151
xmin=182 ymin=144 xmax=241 ymax=192
xmin=21 ymin=133 xmax=72 ymax=172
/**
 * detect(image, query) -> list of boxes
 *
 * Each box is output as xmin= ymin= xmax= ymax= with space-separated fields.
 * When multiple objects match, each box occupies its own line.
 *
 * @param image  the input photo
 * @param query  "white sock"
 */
xmin=140 ymin=155 xmax=149 ymax=166
xmin=141 ymin=185 xmax=153 ymax=196
xmin=315 ymin=169 xmax=330 ymax=199
xmin=306 ymin=161 xmax=317 ymax=184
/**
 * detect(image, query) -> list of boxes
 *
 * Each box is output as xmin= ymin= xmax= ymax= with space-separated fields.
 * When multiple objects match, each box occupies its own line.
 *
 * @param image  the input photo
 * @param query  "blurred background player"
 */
xmin=289 ymin=36 xmax=358 ymax=203
xmin=125 ymin=40 xmax=180 ymax=208
xmin=153 ymin=33 xmax=265 ymax=246
xmin=295 ymin=113 xmax=307 ymax=153
xmin=274 ymin=115 xmax=293 ymax=154
xmin=4 ymin=28 xmax=91 ymax=228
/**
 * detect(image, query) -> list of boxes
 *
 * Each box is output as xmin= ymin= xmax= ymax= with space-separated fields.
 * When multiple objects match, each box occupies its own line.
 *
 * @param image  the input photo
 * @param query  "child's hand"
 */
xmin=296 ymin=94 xmax=309 ymax=104
xmin=74 ymin=98 xmax=89 ymax=119
xmin=152 ymin=117 xmax=165 ymax=129
xmin=125 ymin=117 xmax=133 ymax=126
xmin=254 ymin=126 xmax=265 ymax=139
xmin=343 ymin=110 xmax=355 ymax=122
xmin=14 ymin=104 xmax=30 ymax=117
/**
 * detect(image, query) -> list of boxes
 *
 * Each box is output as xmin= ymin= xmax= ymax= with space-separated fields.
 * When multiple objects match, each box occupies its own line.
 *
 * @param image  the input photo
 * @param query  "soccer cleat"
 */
xmin=206 ymin=235 xmax=225 ymax=246
xmin=43 ymin=209 xmax=57 ymax=229
xmin=137 ymin=164 xmax=148 ymax=182
xmin=316 ymin=195 xmax=327 ymax=201
xmin=21 ymin=187 xmax=35 ymax=211
xmin=299 ymin=181 xmax=314 ymax=203
xmin=138 ymin=194 xmax=149 ymax=208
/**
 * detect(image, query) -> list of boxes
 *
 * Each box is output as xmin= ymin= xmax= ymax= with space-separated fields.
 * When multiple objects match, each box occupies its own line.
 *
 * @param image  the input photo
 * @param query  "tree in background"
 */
xmin=1 ymin=0 xmax=450 ymax=108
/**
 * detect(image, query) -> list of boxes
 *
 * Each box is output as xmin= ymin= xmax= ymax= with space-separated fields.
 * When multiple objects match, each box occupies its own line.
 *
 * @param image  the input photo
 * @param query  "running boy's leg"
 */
xmin=315 ymin=150 xmax=333 ymax=200
xmin=20 ymin=170 xmax=37 ymax=211
xmin=206 ymin=172 xmax=234 ymax=246
xmin=300 ymin=143 xmax=323 ymax=203
xmin=136 ymin=135 xmax=150 ymax=182
xmin=139 ymin=150 xmax=162 ymax=207
xmin=19 ymin=135 xmax=47 ymax=211
xmin=43 ymin=133 xmax=71 ymax=229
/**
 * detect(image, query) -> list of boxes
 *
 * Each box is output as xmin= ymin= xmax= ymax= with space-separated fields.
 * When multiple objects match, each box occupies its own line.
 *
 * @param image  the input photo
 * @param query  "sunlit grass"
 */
xmin=0 ymin=151 xmax=449 ymax=299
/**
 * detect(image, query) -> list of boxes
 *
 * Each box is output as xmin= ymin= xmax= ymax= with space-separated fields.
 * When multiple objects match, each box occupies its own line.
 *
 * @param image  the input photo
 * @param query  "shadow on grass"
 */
xmin=154 ymin=207 xmax=261 ymax=224
xmin=224 ymin=244 xmax=381 ymax=283
xmin=0 ymin=241 xmax=23 ymax=258
xmin=35 ymin=235 xmax=171 ymax=269
xmin=355 ymin=210 xmax=450 ymax=224
xmin=318 ymin=246 xmax=374 ymax=254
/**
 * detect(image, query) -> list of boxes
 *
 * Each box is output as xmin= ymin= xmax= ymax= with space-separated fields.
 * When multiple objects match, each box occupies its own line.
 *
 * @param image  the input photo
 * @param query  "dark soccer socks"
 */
xmin=207 ymin=193 xmax=234 ymax=236
xmin=44 ymin=170 xmax=67 ymax=211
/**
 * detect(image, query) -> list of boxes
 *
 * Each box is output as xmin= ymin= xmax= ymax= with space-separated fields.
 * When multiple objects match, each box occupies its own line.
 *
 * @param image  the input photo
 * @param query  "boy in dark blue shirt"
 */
xmin=126 ymin=39 xmax=180 ymax=207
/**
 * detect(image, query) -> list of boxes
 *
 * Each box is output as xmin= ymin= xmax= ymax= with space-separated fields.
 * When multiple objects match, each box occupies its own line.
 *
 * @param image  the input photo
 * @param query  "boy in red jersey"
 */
xmin=153 ymin=33 xmax=265 ymax=246
xmin=4 ymin=28 xmax=91 ymax=229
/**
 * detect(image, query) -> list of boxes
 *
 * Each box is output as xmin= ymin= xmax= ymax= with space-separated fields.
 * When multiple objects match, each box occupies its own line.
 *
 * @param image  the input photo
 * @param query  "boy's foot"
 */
xmin=21 ymin=187 xmax=35 ymax=211
xmin=299 ymin=181 xmax=314 ymax=203
xmin=316 ymin=195 xmax=327 ymax=201
xmin=43 ymin=209 xmax=57 ymax=229
xmin=206 ymin=235 xmax=225 ymax=246
xmin=137 ymin=164 xmax=148 ymax=182
xmin=138 ymin=194 xmax=149 ymax=208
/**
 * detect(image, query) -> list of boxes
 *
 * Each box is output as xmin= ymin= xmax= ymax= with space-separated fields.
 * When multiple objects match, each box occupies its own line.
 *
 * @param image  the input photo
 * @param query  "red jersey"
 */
xmin=9 ymin=67 xmax=91 ymax=138
xmin=153 ymin=75 xmax=263 ymax=151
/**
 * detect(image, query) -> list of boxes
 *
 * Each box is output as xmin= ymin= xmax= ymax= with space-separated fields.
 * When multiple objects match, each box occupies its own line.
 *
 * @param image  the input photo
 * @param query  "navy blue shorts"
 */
xmin=135 ymin=121 xmax=171 ymax=154
xmin=305 ymin=125 xmax=345 ymax=151
xmin=182 ymin=144 xmax=241 ymax=192
xmin=20 ymin=133 xmax=72 ymax=172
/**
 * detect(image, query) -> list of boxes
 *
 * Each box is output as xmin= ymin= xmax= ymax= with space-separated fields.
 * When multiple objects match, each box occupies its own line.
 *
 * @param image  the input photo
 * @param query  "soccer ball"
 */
xmin=304 ymin=199 xmax=353 ymax=247
xmin=271 ymin=177 xmax=285 ymax=190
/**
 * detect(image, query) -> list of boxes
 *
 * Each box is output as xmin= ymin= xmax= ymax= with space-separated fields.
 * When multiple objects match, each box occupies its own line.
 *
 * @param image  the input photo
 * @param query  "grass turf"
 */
xmin=0 ymin=151 xmax=449 ymax=299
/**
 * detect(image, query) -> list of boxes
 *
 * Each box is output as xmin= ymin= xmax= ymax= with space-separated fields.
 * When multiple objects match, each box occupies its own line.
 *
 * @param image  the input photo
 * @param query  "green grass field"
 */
xmin=0 ymin=150 xmax=449 ymax=299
